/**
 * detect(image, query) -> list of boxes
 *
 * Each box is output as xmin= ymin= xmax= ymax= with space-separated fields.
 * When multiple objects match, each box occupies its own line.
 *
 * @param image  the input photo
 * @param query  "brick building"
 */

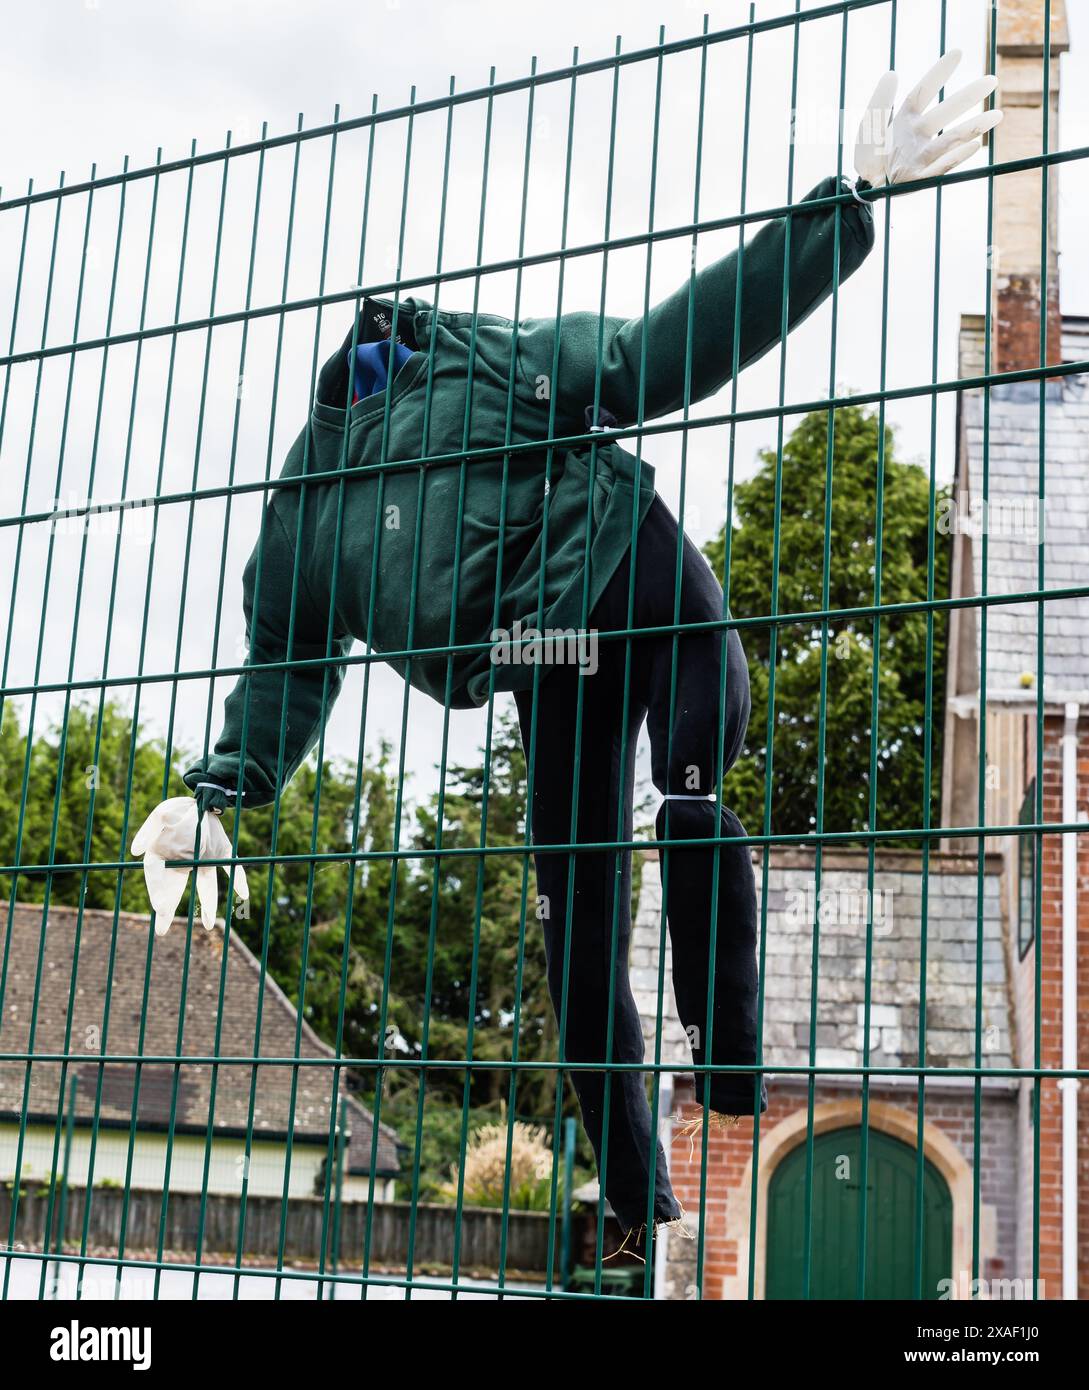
xmin=630 ymin=851 xmax=1019 ymax=1300
xmin=631 ymin=0 xmax=1085 ymax=1300
xmin=941 ymin=0 xmax=1086 ymax=1301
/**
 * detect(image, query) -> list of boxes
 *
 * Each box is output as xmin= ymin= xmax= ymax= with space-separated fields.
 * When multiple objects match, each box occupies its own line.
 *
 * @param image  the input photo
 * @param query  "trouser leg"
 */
xmin=514 ymin=661 xmax=681 ymax=1233
xmin=640 ymin=513 xmax=767 ymax=1116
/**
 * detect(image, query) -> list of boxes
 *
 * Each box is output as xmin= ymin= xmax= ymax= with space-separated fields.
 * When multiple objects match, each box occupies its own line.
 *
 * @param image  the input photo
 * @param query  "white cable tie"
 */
xmin=848 ymin=177 xmax=872 ymax=207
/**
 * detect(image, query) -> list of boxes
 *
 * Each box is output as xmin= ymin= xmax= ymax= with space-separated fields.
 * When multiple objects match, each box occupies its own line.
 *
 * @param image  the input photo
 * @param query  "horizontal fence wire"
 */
xmin=0 ymin=0 xmax=1084 ymax=1302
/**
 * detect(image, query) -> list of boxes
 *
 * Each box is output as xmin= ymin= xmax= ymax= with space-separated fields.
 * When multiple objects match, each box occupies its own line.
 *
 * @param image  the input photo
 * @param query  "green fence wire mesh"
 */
xmin=1 ymin=0 xmax=1087 ymax=1302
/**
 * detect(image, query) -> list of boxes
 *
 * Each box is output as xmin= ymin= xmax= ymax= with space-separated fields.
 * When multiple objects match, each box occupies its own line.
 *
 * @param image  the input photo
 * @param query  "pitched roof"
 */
xmin=0 ymin=903 xmax=400 ymax=1176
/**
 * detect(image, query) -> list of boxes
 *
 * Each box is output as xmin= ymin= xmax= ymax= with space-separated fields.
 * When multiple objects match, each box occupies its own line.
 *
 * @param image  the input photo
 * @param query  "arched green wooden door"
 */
xmin=766 ymin=1127 xmax=952 ymax=1299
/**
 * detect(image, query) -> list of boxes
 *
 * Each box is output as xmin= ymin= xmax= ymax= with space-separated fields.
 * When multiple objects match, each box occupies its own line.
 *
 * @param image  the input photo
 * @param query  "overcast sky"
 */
xmin=1 ymin=0 xmax=1085 ymax=820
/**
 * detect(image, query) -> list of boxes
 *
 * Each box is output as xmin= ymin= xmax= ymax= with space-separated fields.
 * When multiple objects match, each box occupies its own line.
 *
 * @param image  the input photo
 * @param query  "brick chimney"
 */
xmin=989 ymin=0 xmax=1069 ymax=375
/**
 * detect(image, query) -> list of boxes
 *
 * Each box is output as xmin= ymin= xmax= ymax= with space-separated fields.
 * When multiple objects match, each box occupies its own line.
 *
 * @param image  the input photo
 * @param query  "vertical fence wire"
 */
xmin=0 ymin=0 xmax=1085 ymax=1302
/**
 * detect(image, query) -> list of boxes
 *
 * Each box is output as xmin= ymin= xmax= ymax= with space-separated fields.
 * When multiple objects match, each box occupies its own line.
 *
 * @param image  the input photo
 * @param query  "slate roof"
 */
xmin=632 ymin=849 xmax=1012 ymax=1077
xmin=0 ymin=904 xmax=401 ymax=1176
xmin=957 ymin=316 xmax=1089 ymax=704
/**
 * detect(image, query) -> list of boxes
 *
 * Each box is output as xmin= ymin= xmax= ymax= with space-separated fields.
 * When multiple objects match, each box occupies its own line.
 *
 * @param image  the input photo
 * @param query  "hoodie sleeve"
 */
xmin=517 ymin=175 xmax=874 ymax=429
xmin=182 ymin=495 xmax=352 ymax=809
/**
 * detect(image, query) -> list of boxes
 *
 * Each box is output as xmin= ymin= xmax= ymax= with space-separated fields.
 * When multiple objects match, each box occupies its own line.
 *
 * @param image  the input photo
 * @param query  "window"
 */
xmin=1018 ymin=781 xmax=1037 ymax=960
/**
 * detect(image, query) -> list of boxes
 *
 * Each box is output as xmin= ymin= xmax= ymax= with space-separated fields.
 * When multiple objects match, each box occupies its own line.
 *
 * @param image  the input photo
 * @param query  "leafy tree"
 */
xmin=703 ymin=405 xmax=948 ymax=839
xmin=383 ymin=712 xmax=554 ymax=1117
xmin=226 ymin=743 xmax=405 ymax=1056
xmin=0 ymin=698 xmax=179 ymax=911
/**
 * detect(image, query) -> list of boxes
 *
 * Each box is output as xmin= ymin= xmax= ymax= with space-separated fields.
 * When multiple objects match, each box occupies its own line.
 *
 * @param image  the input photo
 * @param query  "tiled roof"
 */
xmin=0 ymin=903 xmax=400 ymax=1176
xmin=958 ymin=316 xmax=1089 ymax=702
xmin=632 ymin=849 xmax=1012 ymax=1075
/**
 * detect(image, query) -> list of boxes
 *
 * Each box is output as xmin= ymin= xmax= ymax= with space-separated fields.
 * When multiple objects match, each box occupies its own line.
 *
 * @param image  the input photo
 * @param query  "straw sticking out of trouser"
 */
xmin=603 ymin=1223 xmax=644 ymax=1264
xmin=676 ymin=1110 xmax=741 ymax=1162
xmin=605 ymin=1204 xmax=696 ymax=1264
xmin=659 ymin=1206 xmax=697 ymax=1242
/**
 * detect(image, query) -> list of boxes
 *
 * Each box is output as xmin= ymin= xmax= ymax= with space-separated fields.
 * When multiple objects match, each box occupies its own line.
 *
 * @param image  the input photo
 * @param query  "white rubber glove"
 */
xmin=131 ymin=797 xmax=249 ymax=936
xmin=855 ymin=50 xmax=1002 ymax=188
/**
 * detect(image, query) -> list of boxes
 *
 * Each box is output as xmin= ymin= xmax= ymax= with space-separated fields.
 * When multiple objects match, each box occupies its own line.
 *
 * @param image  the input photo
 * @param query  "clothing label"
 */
xmin=362 ymin=297 xmax=418 ymax=351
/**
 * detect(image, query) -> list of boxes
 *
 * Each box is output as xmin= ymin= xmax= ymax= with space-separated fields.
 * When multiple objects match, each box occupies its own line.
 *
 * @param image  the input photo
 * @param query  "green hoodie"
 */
xmin=183 ymin=175 xmax=874 ymax=807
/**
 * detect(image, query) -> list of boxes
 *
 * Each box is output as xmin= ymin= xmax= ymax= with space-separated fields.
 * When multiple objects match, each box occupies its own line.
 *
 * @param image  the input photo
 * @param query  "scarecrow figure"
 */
xmin=135 ymin=54 xmax=1000 ymax=1242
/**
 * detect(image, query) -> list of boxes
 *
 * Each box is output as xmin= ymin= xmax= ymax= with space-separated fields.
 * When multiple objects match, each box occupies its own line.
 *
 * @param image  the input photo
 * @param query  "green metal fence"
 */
xmin=0 ymin=0 xmax=1086 ymax=1303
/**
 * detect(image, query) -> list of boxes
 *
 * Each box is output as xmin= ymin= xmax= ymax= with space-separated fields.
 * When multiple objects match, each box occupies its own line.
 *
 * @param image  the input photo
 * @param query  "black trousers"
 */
xmin=514 ymin=495 xmax=766 ymax=1233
